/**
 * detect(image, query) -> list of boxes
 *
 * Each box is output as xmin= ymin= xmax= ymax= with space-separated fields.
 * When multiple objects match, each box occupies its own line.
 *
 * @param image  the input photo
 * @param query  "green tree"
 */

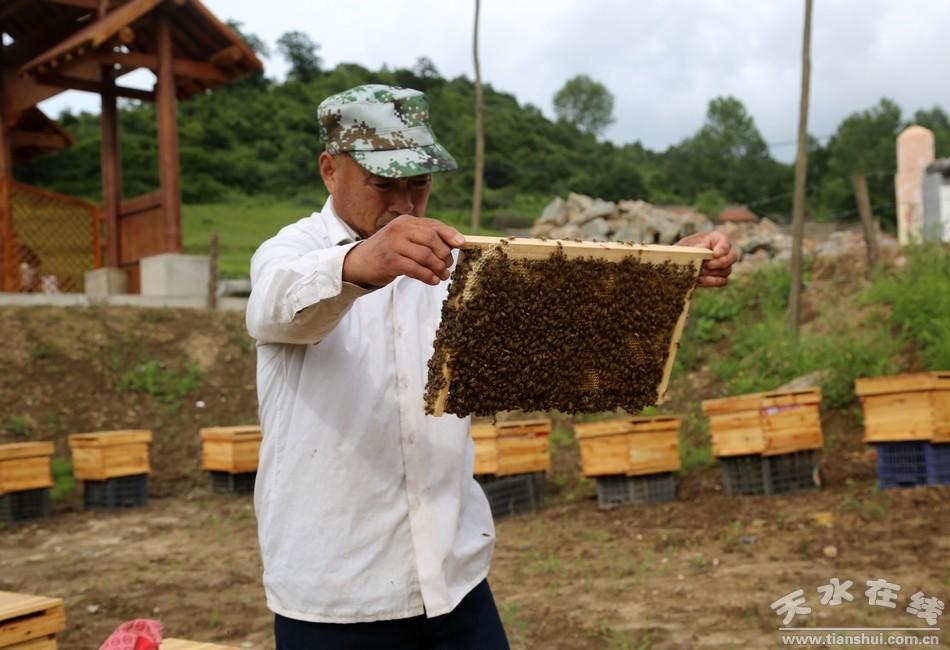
xmin=914 ymin=106 xmax=950 ymax=156
xmin=664 ymin=96 xmax=788 ymax=209
xmin=277 ymin=31 xmax=322 ymax=82
xmin=817 ymin=98 xmax=902 ymax=225
xmin=552 ymin=74 xmax=615 ymax=136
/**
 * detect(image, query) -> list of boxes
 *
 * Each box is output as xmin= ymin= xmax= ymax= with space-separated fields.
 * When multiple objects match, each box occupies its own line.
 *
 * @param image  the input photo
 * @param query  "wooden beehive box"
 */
xmin=68 ymin=430 xmax=152 ymax=480
xmin=856 ymin=372 xmax=950 ymax=443
xmin=574 ymin=416 xmax=681 ymax=477
xmin=0 ymin=443 xmax=53 ymax=496
xmin=470 ymin=419 xmax=550 ymax=476
xmin=161 ymin=640 xmax=240 ymax=650
xmin=0 ymin=591 xmax=65 ymax=649
xmin=702 ymin=387 xmax=823 ymax=457
xmin=199 ymin=426 xmax=262 ymax=474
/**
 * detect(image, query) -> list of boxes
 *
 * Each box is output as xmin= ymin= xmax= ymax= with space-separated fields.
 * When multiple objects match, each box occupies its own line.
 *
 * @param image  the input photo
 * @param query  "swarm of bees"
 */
xmin=424 ymin=242 xmax=698 ymax=417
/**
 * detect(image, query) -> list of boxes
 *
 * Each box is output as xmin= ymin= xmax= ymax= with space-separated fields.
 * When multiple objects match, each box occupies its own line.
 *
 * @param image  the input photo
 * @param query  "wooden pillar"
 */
xmin=100 ymin=65 xmax=122 ymax=267
xmin=0 ymin=115 xmax=14 ymax=292
xmin=0 ymin=46 xmax=15 ymax=292
xmin=156 ymin=12 xmax=182 ymax=253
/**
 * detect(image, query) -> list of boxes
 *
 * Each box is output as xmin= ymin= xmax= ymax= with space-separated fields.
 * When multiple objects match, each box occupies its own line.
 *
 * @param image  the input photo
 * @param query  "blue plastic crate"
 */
xmin=875 ymin=442 xmax=929 ymax=489
xmin=925 ymin=442 xmax=950 ymax=485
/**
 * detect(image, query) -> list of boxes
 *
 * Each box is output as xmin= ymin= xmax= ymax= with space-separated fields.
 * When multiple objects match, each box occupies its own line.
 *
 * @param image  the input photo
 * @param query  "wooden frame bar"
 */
xmin=100 ymin=65 xmax=122 ymax=266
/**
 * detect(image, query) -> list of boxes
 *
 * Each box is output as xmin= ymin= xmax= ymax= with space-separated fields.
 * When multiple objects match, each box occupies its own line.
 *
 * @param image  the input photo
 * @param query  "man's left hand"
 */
xmin=675 ymin=231 xmax=739 ymax=288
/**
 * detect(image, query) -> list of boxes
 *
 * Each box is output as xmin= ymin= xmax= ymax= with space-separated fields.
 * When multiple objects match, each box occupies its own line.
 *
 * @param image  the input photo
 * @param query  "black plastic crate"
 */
xmin=874 ymin=442 xmax=929 ymax=489
xmin=926 ymin=442 xmax=950 ymax=485
xmin=764 ymin=450 xmax=819 ymax=495
xmin=0 ymin=488 xmax=50 ymax=523
xmin=210 ymin=471 xmax=256 ymax=495
xmin=719 ymin=454 xmax=767 ymax=496
xmin=476 ymin=472 xmax=543 ymax=520
xmin=595 ymin=472 xmax=677 ymax=509
xmin=83 ymin=474 xmax=149 ymax=510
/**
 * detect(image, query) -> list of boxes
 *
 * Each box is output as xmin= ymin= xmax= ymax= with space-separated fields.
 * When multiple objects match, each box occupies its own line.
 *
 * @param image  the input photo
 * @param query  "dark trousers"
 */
xmin=274 ymin=579 xmax=510 ymax=650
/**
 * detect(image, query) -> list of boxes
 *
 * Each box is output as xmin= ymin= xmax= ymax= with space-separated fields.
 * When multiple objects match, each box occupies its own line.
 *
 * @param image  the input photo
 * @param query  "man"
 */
xmin=246 ymin=84 xmax=737 ymax=650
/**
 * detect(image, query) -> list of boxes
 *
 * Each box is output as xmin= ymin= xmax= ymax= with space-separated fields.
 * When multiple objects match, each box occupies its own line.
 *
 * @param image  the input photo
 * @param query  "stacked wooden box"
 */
xmin=0 ymin=591 xmax=65 ymax=649
xmin=68 ymin=430 xmax=151 ymax=510
xmin=161 ymin=640 xmax=240 ymax=649
xmin=471 ymin=418 xmax=550 ymax=520
xmin=856 ymin=371 xmax=950 ymax=488
xmin=701 ymin=387 xmax=823 ymax=496
xmin=574 ymin=415 xmax=680 ymax=508
xmin=199 ymin=426 xmax=261 ymax=495
xmin=0 ymin=443 xmax=53 ymax=524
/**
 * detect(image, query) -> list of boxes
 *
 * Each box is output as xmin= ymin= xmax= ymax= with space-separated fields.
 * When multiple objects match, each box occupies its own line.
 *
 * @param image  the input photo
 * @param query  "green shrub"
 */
xmin=866 ymin=243 xmax=950 ymax=370
xmin=50 ymin=457 xmax=75 ymax=502
xmin=118 ymin=360 xmax=204 ymax=404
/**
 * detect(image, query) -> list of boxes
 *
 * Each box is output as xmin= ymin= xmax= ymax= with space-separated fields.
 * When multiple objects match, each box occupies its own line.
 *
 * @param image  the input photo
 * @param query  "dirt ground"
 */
xmin=2 ymin=466 xmax=949 ymax=649
xmin=1 ymin=284 xmax=948 ymax=649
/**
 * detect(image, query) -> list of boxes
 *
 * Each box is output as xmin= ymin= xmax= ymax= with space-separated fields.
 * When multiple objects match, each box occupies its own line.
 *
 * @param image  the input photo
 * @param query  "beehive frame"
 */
xmin=426 ymin=236 xmax=712 ymax=417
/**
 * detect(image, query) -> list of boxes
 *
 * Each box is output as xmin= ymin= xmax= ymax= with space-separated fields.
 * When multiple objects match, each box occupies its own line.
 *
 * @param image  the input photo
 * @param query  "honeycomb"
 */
xmin=424 ymin=241 xmax=699 ymax=417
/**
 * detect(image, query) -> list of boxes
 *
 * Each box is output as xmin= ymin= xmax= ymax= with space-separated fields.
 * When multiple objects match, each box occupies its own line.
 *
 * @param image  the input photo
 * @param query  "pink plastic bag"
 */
xmin=98 ymin=619 xmax=163 ymax=650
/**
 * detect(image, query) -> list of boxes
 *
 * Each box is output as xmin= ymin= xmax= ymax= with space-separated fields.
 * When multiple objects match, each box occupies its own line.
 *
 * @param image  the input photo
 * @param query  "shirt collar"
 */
xmin=322 ymin=195 xmax=362 ymax=245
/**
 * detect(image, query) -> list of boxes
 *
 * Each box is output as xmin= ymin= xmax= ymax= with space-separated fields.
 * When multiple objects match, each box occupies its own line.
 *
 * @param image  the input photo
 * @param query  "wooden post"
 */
xmin=851 ymin=174 xmax=879 ymax=273
xmin=208 ymin=231 xmax=218 ymax=310
xmin=471 ymin=0 xmax=483 ymax=235
xmin=0 ymin=46 xmax=15 ymax=292
xmin=0 ymin=116 xmax=14 ymax=292
xmin=788 ymin=0 xmax=812 ymax=340
xmin=156 ymin=12 xmax=182 ymax=254
xmin=100 ymin=65 xmax=122 ymax=267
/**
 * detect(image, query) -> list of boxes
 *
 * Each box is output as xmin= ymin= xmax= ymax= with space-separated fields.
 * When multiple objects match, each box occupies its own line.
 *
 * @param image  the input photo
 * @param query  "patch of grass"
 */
xmin=549 ymin=427 xmax=574 ymax=452
xmin=30 ymin=341 xmax=61 ymax=362
xmin=182 ymin=194 xmax=508 ymax=280
xmin=50 ymin=457 xmax=75 ymax=502
xmin=117 ymin=360 xmax=204 ymax=405
xmin=2 ymin=415 xmax=34 ymax=439
xmin=866 ymin=243 xmax=950 ymax=370
xmin=678 ymin=262 xmax=904 ymax=409
xmin=138 ymin=309 xmax=175 ymax=324
xmin=500 ymin=601 xmax=528 ymax=635
xmin=678 ymin=412 xmax=713 ymax=472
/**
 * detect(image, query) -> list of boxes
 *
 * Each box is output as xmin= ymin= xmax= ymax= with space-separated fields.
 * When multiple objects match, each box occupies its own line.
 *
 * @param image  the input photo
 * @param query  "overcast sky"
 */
xmin=39 ymin=0 xmax=950 ymax=163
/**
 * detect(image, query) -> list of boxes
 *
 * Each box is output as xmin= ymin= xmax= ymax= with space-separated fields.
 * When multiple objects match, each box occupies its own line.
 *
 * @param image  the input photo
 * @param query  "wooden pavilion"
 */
xmin=0 ymin=0 xmax=262 ymax=292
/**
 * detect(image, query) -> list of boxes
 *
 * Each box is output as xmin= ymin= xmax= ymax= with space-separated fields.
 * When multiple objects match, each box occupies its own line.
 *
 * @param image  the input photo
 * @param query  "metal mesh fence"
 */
xmin=4 ymin=181 xmax=101 ymax=293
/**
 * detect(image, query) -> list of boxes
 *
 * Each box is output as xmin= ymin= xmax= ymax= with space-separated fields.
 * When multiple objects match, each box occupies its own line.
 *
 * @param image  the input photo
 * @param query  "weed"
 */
xmin=500 ymin=601 xmax=528 ymax=633
xmin=117 ymin=360 xmax=204 ymax=405
xmin=2 ymin=415 xmax=34 ymax=439
xmin=30 ymin=341 xmax=61 ymax=362
xmin=50 ymin=457 xmax=75 ymax=502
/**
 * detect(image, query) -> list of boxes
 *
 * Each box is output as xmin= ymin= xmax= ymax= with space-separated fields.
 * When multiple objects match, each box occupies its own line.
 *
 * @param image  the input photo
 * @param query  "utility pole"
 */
xmin=788 ymin=0 xmax=813 ymax=339
xmin=471 ymin=0 xmax=484 ymax=235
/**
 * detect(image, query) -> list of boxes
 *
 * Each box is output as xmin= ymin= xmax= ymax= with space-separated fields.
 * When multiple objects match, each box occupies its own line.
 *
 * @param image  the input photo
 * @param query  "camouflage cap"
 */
xmin=317 ymin=84 xmax=458 ymax=179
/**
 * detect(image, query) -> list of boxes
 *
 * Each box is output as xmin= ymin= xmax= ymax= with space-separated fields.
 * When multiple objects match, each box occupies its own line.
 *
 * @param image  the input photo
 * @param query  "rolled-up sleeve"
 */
xmin=246 ymin=234 xmax=373 ymax=345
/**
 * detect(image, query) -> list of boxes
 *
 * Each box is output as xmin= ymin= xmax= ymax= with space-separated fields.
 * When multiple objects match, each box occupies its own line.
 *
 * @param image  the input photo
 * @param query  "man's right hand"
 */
xmin=342 ymin=215 xmax=466 ymax=288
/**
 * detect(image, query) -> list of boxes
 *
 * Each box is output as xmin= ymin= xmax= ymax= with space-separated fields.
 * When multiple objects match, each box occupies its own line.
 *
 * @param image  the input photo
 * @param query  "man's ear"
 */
xmin=318 ymin=152 xmax=336 ymax=193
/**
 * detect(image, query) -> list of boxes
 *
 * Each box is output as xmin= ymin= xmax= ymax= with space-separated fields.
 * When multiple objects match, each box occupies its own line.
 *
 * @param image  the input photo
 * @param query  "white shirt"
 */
xmin=245 ymin=196 xmax=495 ymax=624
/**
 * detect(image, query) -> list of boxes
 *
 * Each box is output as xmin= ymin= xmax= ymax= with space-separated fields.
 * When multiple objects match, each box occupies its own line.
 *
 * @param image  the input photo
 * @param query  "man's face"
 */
xmin=319 ymin=152 xmax=433 ymax=239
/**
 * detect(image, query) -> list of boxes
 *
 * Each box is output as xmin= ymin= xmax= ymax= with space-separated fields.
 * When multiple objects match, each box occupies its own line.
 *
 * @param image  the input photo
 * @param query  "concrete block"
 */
xmin=140 ymin=254 xmax=210 ymax=298
xmin=85 ymin=267 xmax=127 ymax=296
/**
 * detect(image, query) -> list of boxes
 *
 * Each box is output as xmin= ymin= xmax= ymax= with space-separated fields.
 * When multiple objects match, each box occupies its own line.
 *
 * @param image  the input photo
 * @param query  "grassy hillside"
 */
xmin=182 ymin=193 xmax=510 ymax=277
